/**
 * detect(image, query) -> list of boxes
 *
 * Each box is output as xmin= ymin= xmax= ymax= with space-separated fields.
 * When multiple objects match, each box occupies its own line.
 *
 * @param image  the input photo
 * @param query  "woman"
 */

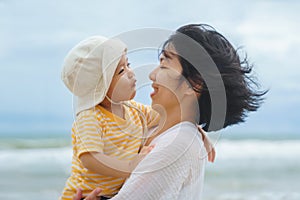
xmin=75 ymin=23 xmax=265 ymax=200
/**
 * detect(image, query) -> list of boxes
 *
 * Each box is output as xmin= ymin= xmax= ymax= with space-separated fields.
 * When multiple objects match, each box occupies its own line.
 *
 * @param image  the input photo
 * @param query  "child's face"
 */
xmin=106 ymin=53 xmax=136 ymax=102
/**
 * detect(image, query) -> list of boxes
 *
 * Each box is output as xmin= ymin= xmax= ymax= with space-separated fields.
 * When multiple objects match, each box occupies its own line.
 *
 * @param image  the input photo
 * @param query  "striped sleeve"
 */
xmin=129 ymin=100 xmax=159 ymax=128
xmin=73 ymin=110 xmax=104 ymax=157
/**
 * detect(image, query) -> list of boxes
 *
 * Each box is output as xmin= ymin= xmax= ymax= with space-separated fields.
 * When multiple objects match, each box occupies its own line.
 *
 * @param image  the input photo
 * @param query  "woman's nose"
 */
xmin=149 ymin=66 xmax=158 ymax=81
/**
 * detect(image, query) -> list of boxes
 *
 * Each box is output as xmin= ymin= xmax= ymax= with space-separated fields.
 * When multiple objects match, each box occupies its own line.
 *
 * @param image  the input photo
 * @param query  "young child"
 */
xmin=60 ymin=36 xmax=159 ymax=199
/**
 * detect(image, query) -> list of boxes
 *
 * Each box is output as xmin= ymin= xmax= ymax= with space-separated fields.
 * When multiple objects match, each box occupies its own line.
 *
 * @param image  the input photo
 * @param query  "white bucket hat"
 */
xmin=61 ymin=36 xmax=126 ymax=115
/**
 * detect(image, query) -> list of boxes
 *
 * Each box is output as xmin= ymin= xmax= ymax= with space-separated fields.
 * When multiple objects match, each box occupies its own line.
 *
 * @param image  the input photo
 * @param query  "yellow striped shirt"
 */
xmin=60 ymin=100 xmax=159 ymax=199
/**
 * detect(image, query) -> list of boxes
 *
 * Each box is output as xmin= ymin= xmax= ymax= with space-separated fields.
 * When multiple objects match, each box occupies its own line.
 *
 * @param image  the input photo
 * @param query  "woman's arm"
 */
xmin=111 ymin=155 xmax=190 ymax=199
xmin=110 ymin=134 xmax=204 ymax=199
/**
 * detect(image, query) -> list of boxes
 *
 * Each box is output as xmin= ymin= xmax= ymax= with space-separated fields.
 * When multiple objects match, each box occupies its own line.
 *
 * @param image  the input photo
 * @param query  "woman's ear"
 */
xmin=184 ymin=86 xmax=196 ymax=96
xmin=184 ymin=82 xmax=202 ymax=97
xmin=182 ymin=82 xmax=195 ymax=96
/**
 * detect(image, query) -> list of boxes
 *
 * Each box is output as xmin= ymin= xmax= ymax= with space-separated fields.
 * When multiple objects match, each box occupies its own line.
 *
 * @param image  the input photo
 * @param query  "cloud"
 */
xmin=1 ymin=0 xmax=299 ymax=134
xmin=232 ymin=1 xmax=300 ymax=111
xmin=235 ymin=1 xmax=300 ymax=56
xmin=237 ymin=19 xmax=300 ymax=56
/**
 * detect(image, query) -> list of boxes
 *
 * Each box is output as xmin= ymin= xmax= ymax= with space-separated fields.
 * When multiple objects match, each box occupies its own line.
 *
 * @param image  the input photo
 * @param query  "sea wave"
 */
xmin=1 ymin=140 xmax=299 ymax=171
xmin=215 ymin=139 xmax=300 ymax=159
xmin=0 ymin=138 xmax=71 ymax=149
xmin=1 ymin=140 xmax=299 ymax=200
xmin=204 ymin=191 xmax=300 ymax=200
xmin=0 ymin=147 xmax=72 ymax=173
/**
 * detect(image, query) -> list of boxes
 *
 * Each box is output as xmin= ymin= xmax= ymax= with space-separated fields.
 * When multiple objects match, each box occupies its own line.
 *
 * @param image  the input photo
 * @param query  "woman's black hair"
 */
xmin=161 ymin=24 xmax=267 ymax=131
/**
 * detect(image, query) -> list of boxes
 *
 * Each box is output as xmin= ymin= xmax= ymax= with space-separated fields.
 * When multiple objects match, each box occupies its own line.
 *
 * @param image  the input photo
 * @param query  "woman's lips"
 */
xmin=150 ymin=84 xmax=159 ymax=98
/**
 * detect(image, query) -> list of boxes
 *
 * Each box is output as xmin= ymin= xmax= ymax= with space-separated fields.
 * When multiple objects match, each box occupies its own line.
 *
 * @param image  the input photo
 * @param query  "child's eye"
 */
xmin=160 ymin=66 xmax=167 ymax=69
xmin=118 ymin=68 xmax=125 ymax=74
xmin=127 ymin=62 xmax=131 ymax=67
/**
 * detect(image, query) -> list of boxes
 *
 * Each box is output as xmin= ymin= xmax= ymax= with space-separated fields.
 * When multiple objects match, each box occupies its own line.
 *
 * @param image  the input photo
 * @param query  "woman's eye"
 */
xmin=160 ymin=66 xmax=167 ymax=69
xmin=127 ymin=62 xmax=131 ymax=67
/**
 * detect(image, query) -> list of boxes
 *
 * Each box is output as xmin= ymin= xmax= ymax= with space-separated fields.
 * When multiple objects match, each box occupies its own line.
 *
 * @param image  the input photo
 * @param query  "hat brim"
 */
xmin=75 ymin=39 xmax=126 ymax=115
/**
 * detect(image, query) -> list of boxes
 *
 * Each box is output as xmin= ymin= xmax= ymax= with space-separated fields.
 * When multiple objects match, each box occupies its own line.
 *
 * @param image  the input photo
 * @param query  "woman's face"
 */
xmin=107 ymin=52 xmax=136 ymax=102
xmin=149 ymin=45 xmax=185 ymax=111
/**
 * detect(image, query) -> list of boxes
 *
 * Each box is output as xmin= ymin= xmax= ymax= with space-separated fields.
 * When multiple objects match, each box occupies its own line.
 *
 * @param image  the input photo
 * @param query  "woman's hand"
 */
xmin=198 ymin=126 xmax=216 ymax=163
xmin=73 ymin=188 xmax=102 ymax=200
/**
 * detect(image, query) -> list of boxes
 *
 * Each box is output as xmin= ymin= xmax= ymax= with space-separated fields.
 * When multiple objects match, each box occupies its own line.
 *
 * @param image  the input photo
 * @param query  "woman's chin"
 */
xmin=151 ymin=103 xmax=165 ymax=114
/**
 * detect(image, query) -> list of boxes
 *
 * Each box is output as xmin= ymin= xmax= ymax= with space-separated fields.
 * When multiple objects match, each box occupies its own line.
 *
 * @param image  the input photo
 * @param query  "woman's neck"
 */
xmin=151 ymin=104 xmax=197 ymax=139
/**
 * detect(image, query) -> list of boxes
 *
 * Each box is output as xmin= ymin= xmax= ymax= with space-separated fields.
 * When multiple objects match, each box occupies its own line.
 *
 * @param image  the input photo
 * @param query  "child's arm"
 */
xmin=79 ymin=145 xmax=154 ymax=178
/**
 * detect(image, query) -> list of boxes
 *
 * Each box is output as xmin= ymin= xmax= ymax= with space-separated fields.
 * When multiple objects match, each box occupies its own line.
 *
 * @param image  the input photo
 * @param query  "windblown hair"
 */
xmin=162 ymin=24 xmax=267 ymax=131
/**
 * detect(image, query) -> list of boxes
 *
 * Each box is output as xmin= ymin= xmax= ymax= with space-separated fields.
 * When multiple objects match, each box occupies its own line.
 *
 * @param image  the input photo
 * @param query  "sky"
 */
xmin=0 ymin=0 xmax=299 ymax=136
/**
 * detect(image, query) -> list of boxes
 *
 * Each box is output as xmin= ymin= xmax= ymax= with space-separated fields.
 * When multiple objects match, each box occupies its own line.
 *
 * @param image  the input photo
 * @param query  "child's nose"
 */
xmin=127 ymin=68 xmax=135 ymax=78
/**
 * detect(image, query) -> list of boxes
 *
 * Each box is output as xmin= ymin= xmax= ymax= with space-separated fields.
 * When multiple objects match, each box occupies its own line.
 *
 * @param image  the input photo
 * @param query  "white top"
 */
xmin=111 ymin=121 xmax=206 ymax=200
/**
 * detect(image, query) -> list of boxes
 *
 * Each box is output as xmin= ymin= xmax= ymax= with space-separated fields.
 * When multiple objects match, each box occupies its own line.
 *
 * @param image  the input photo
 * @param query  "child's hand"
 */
xmin=130 ymin=145 xmax=155 ymax=170
xmin=73 ymin=188 xmax=102 ymax=200
xmin=139 ymin=144 xmax=155 ymax=154
xmin=197 ymin=126 xmax=216 ymax=163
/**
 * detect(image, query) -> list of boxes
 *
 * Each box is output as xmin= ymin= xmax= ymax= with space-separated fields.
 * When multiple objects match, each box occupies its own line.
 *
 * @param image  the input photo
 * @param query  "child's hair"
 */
xmin=161 ymin=24 xmax=267 ymax=131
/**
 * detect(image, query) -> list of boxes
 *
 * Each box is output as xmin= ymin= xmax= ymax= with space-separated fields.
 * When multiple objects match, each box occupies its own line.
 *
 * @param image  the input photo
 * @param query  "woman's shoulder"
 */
xmin=135 ymin=123 xmax=202 ymax=173
xmin=152 ymin=122 xmax=202 ymax=151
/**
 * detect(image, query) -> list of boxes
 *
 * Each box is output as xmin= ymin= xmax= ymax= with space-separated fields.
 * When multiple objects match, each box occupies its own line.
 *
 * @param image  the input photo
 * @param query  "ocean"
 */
xmin=0 ymin=133 xmax=300 ymax=200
